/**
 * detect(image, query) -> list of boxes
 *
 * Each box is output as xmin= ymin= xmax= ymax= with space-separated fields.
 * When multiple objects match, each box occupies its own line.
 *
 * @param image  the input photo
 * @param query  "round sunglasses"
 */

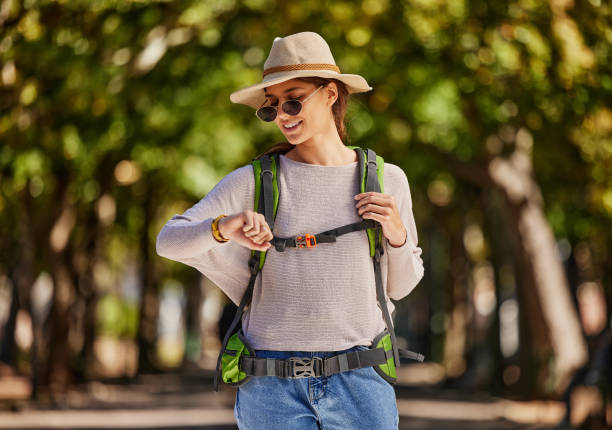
xmin=256 ymin=85 xmax=324 ymax=122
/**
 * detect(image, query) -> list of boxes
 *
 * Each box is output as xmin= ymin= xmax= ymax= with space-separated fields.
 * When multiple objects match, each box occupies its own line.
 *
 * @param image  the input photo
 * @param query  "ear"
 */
xmin=325 ymin=82 xmax=338 ymax=107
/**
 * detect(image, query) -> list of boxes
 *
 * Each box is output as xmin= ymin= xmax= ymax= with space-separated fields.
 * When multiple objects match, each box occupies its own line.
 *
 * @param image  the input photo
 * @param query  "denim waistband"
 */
xmin=253 ymin=345 xmax=369 ymax=360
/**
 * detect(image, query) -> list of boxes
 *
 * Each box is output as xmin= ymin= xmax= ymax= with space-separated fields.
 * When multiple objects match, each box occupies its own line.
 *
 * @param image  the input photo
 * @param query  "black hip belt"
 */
xmin=241 ymin=347 xmax=389 ymax=379
xmin=221 ymin=329 xmax=425 ymax=387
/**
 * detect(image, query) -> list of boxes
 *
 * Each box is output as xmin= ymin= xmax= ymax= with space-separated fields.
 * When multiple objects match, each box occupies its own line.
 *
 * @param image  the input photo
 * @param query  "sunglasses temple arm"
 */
xmin=302 ymin=85 xmax=324 ymax=103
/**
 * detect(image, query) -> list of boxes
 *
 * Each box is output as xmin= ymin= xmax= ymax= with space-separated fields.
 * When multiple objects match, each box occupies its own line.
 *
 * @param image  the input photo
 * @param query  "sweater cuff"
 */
xmin=386 ymin=231 xmax=409 ymax=252
xmin=386 ymin=238 xmax=409 ymax=254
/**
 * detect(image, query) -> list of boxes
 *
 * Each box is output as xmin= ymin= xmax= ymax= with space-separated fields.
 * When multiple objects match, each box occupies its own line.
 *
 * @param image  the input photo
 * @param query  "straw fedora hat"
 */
xmin=229 ymin=31 xmax=372 ymax=109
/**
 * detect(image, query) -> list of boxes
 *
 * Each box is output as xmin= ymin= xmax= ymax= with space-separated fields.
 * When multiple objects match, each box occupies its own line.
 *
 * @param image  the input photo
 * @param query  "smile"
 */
xmin=283 ymin=120 xmax=303 ymax=130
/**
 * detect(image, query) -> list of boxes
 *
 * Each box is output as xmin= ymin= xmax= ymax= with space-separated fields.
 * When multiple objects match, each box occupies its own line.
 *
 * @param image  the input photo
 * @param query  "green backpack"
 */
xmin=214 ymin=146 xmax=423 ymax=391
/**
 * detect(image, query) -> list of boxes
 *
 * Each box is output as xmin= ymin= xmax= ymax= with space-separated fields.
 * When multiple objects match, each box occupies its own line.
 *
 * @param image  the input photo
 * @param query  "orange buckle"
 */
xmin=296 ymin=234 xmax=316 ymax=248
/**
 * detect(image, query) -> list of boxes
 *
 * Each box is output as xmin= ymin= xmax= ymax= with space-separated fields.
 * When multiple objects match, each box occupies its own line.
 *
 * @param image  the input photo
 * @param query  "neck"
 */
xmin=286 ymin=120 xmax=356 ymax=166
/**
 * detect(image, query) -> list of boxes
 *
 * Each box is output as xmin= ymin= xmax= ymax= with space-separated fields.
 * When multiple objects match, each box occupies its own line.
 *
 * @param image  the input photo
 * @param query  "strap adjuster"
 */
xmin=286 ymin=357 xmax=323 ymax=378
xmin=273 ymin=238 xmax=287 ymax=252
xmin=296 ymin=234 xmax=316 ymax=248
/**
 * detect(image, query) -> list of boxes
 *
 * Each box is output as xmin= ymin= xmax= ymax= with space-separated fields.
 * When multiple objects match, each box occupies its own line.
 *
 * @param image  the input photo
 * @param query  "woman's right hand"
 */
xmin=217 ymin=210 xmax=273 ymax=251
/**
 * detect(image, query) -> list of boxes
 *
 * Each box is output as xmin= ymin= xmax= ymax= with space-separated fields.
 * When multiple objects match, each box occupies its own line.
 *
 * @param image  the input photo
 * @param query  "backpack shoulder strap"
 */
xmin=251 ymin=153 xmax=280 ymax=270
xmin=350 ymin=146 xmax=385 ymax=256
xmin=349 ymin=146 xmax=401 ymax=368
xmin=351 ymin=146 xmax=384 ymax=192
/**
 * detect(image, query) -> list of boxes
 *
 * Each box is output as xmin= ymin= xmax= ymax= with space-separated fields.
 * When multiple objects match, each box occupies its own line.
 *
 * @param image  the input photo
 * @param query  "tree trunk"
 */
xmin=488 ymin=142 xmax=588 ymax=394
xmin=43 ymin=192 xmax=78 ymax=402
xmin=415 ymin=130 xmax=588 ymax=394
xmin=14 ymin=188 xmax=36 ymax=399
xmin=443 ymin=216 xmax=469 ymax=380
xmin=137 ymin=176 xmax=160 ymax=374
xmin=499 ymin=188 xmax=552 ymax=397
xmin=72 ymin=212 xmax=102 ymax=383
xmin=0 ymin=280 xmax=19 ymax=365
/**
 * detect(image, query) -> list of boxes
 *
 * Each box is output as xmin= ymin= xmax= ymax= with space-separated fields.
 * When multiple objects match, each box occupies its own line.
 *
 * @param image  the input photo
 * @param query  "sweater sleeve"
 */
xmin=156 ymin=164 xmax=254 ymax=262
xmin=383 ymin=164 xmax=424 ymax=301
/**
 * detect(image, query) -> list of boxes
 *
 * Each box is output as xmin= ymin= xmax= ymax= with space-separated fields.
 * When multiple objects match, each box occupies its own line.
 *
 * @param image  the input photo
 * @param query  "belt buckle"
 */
xmin=296 ymin=234 xmax=316 ymax=248
xmin=287 ymin=357 xmax=323 ymax=378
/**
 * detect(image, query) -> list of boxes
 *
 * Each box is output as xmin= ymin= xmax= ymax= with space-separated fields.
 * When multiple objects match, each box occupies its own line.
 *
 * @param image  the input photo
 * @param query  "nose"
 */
xmin=275 ymin=104 xmax=291 ymax=122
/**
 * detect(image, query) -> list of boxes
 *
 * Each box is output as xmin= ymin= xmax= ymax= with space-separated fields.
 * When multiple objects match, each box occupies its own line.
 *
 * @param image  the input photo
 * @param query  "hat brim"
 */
xmin=229 ymin=70 xmax=372 ymax=109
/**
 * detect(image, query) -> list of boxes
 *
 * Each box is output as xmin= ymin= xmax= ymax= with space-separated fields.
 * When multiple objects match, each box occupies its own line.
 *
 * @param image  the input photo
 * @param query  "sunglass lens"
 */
xmin=282 ymin=100 xmax=302 ymax=116
xmin=256 ymin=107 xmax=276 ymax=122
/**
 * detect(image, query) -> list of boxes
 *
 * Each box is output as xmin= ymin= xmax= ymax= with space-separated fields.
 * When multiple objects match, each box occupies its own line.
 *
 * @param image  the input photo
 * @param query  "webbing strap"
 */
xmin=271 ymin=220 xmax=379 ymax=252
xmin=363 ymin=148 xmax=401 ymax=369
xmin=320 ymin=219 xmax=378 ymax=237
xmin=366 ymin=149 xmax=380 ymax=193
xmin=373 ymin=246 xmax=400 ymax=368
xmin=357 ymin=147 xmax=366 ymax=190
xmin=323 ymin=348 xmax=387 ymax=376
xmin=242 ymin=356 xmax=287 ymax=377
xmin=214 ymin=256 xmax=260 ymax=392
xmin=259 ymin=155 xmax=275 ymax=230
xmin=240 ymin=348 xmax=388 ymax=378
xmin=399 ymin=347 xmax=425 ymax=363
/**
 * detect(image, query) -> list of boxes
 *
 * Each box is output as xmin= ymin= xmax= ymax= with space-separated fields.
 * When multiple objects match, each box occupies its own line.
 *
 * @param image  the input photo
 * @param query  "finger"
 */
xmin=354 ymin=192 xmax=377 ymax=199
xmin=263 ymin=224 xmax=274 ymax=240
xmin=251 ymin=227 xmax=272 ymax=243
xmin=255 ymin=214 xmax=268 ymax=235
xmin=358 ymin=203 xmax=391 ymax=216
xmin=250 ymin=242 xmax=271 ymax=251
xmin=260 ymin=224 xmax=273 ymax=240
xmin=354 ymin=191 xmax=386 ymax=198
xmin=242 ymin=211 xmax=255 ymax=232
xmin=361 ymin=211 xmax=385 ymax=223
xmin=251 ymin=237 xmax=271 ymax=250
xmin=246 ymin=217 xmax=264 ymax=238
xmin=355 ymin=193 xmax=389 ymax=208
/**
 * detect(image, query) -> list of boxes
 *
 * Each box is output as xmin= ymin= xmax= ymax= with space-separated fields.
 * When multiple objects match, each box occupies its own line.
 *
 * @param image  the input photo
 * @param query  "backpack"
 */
xmin=214 ymin=146 xmax=423 ymax=391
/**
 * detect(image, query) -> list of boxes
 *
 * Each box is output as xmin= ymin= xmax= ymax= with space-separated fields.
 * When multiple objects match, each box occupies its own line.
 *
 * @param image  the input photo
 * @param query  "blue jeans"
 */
xmin=234 ymin=345 xmax=399 ymax=429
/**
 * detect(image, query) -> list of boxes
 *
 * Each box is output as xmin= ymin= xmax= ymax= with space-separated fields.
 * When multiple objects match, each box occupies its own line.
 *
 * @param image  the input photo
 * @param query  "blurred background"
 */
xmin=0 ymin=0 xmax=610 ymax=429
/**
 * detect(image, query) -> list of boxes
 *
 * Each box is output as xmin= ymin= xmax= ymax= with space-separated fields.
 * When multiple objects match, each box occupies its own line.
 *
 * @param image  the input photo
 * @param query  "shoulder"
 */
xmin=203 ymin=163 xmax=255 ymax=205
xmin=381 ymin=161 xmax=413 ymax=208
xmin=225 ymin=163 xmax=254 ymax=181
xmin=214 ymin=163 xmax=254 ymax=190
xmin=382 ymin=162 xmax=409 ymax=189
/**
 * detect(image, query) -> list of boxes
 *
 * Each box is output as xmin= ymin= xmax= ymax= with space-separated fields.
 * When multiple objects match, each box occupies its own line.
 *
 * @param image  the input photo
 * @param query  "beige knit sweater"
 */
xmin=156 ymin=153 xmax=424 ymax=351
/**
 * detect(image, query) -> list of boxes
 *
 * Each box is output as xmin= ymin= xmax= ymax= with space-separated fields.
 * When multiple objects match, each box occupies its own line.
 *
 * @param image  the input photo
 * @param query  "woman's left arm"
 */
xmin=354 ymin=165 xmax=424 ymax=300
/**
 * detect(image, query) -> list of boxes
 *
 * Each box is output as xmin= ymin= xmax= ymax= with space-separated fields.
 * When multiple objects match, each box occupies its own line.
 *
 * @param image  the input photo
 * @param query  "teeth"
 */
xmin=284 ymin=121 xmax=301 ymax=129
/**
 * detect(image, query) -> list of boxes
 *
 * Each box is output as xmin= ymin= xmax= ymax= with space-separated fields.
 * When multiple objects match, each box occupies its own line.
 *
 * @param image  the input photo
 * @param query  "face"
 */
xmin=262 ymin=79 xmax=336 ymax=145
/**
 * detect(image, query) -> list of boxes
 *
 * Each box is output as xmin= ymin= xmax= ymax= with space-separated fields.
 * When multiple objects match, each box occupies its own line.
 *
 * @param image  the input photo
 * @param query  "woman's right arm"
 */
xmin=156 ymin=164 xmax=273 ymax=262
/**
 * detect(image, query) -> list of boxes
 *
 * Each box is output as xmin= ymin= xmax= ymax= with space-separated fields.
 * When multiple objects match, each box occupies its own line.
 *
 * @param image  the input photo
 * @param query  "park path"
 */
xmin=0 ymin=369 xmax=564 ymax=430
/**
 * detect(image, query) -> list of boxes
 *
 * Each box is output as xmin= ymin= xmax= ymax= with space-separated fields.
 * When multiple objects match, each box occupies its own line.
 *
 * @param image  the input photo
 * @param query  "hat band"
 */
xmin=263 ymin=63 xmax=340 ymax=77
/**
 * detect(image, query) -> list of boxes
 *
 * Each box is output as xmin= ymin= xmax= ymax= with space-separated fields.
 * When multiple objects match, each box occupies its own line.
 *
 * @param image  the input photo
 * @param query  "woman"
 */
xmin=156 ymin=31 xmax=424 ymax=429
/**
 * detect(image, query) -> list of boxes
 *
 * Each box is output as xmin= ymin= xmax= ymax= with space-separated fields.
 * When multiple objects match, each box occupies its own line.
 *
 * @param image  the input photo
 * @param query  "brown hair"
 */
xmin=295 ymin=77 xmax=349 ymax=143
xmin=255 ymin=77 xmax=350 ymax=159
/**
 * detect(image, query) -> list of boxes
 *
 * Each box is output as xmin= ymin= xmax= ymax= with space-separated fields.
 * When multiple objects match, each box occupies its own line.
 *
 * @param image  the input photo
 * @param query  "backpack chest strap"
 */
xmin=271 ymin=219 xmax=379 ymax=252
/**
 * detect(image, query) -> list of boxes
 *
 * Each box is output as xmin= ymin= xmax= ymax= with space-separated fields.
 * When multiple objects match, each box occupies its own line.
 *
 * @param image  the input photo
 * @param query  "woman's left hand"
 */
xmin=355 ymin=192 xmax=407 ymax=247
